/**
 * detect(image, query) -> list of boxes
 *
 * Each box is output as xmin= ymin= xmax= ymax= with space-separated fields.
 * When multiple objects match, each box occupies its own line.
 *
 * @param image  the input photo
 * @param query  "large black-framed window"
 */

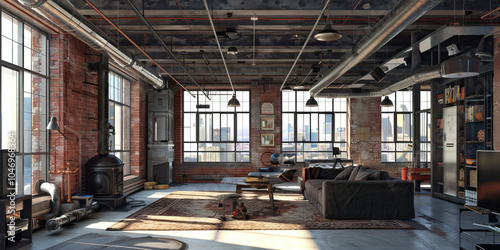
xmin=183 ymin=90 xmax=250 ymax=162
xmin=419 ymin=90 xmax=431 ymax=165
xmin=381 ymin=91 xmax=413 ymax=162
xmin=108 ymin=71 xmax=131 ymax=175
xmin=0 ymin=11 xmax=49 ymax=195
xmin=281 ymin=91 xmax=347 ymax=162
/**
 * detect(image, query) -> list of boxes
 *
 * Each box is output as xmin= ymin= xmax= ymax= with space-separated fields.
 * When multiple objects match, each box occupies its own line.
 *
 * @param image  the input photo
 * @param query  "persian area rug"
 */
xmin=47 ymin=233 xmax=188 ymax=250
xmin=107 ymin=191 xmax=412 ymax=231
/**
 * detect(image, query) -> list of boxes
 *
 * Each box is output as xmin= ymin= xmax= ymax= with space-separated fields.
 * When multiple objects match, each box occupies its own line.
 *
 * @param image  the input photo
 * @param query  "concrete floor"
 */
xmin=20 ymin=183 xmax=499 ymax=250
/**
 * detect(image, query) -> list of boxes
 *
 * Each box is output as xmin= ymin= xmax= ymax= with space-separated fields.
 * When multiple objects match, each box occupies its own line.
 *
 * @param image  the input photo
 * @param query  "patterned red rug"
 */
xmin=107 ymin=191 xmax=412 ymax=231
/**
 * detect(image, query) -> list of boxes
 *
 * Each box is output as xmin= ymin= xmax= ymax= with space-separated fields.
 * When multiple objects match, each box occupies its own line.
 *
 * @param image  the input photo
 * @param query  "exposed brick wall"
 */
xmin=349 ymin=97 xmax=406 ymax=178
xmin=48 ymin=33 xmax=148 ymax=199
xmin=349 ymin=97 xmax=382 ymax=167
xmin=49 ymin=34 xmax=99 ymax=198
xmin=130 ymin=80 xmax=147 ymax=178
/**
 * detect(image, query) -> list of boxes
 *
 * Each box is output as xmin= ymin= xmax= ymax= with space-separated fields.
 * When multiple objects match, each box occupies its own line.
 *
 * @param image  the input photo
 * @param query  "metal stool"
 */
xmin=213 ymin=193 xmax=242 ymax=220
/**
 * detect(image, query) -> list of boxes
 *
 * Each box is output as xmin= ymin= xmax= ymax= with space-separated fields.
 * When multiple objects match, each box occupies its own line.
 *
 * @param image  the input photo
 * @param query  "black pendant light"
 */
xmin=305 ymin=96 xmax=319 ymax=107
xmin=380 ymin=96 xmax=394 ymax=107
xmin=227 ymin=93 xmax=240 ymax=107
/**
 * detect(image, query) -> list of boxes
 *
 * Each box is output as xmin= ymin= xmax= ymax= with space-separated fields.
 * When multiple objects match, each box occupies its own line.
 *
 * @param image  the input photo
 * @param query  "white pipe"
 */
xmin=18 ymin=0 xmax=165 ymax=89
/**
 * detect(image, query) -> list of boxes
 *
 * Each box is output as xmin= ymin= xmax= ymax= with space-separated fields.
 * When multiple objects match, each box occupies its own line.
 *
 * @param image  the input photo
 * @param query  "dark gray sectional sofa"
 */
xmin=302 ymin=165 xmax=415 ymax=220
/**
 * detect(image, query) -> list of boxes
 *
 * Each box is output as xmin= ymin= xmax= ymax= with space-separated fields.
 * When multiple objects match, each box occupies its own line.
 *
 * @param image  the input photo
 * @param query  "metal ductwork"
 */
xmin=18 ymin=0 xmax=164 ymax=89
xmin=317 ymin=56 xmax=480 ymax=98
xmin=35 ymin=180 xmax=61 ymax=220
xmin=309 ymin=0 xmax=442 ymax=97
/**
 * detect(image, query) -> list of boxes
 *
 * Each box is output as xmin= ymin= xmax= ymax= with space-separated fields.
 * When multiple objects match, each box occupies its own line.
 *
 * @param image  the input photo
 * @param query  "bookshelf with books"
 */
xmin=432 ymin=73 xmax=492 ymax=203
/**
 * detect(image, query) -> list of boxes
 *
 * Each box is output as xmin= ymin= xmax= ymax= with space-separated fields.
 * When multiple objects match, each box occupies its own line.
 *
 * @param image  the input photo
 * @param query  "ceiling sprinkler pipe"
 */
xmin=18 ymin=0 xmax=165 ymax=90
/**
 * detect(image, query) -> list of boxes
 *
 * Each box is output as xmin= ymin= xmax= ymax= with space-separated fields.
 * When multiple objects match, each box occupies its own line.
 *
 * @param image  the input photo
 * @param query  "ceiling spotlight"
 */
xmin=361 ymin=2 xmax=371 ymax=9
xmin=227 ymin=46 xmax=238 ymax=55
xmin=305 ymin=96 xmax=319 ymax=107
xmin=370 ymin=67 xmax=386 ymax=83
xmin=446 ymin=44 xmax=459 ymax=56
xmin=381 ymin=96 xmax=394 ymax=107
xmin=314 ymin=24 xmax=342 ymax=41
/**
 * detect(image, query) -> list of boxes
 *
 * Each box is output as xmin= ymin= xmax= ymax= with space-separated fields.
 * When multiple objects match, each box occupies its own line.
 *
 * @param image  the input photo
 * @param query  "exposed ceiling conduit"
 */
xmin=355 ymin=25 xmax=500 ymax=84
xmin=280 ymin=0 xmax=331 ymax=91
xmin=316 ymin=56 xmax=480 ymax=98
xmin=124 ymin=0 xmax=210 ymax=99
xmin=202 ymin=0 xmax=235 ymax=93
xmin=18 ymin=0 xmax=167 ymax=90
xmin=309 ymin=0 xmax=443 ymax=97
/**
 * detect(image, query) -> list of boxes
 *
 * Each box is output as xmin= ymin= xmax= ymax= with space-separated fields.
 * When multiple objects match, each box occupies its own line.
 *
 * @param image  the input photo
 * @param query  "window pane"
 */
xmin=282 ymin=113 xmax=294 ymax=142
xmin=396 ymin=91 xmax=412 ymax=112
xmin=1 ymin=67 xmax=19 ymax=150
xmin=381 ymin=113 xmax=393 ymax=142
xmin=334 ymin=113 xmax=345 ymax=142
xmin=396 ymin=113 xmax=412 ymax=141
xmin=183 ymin=113 xmax=196 ymax=141
xmin=297 ymin=114 xmax=310 ymax=141
xmin=282 ymin=92 xmax=295 ymax=112
xmin=310 ymin=114 xmax=318 ymax=141
xmin=237 ymin=113 xmax=249 ymax=141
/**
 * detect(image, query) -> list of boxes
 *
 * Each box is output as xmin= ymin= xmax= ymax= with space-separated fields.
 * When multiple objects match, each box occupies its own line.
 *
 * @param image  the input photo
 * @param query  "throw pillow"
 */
xmin=334 ymin=166 xmax=355 ymax=180
xmin=355 ymin=167 xmax=380 ymax=180
xmin=379 ymin=171 xmax=391 ymax=180
xmin=348 ymin=165 xmax=362 ymax=181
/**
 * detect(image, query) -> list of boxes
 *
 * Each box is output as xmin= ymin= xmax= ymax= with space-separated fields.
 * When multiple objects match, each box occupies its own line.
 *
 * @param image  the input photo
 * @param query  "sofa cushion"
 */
xmin=318 ymin=168 xmax=343 ymax=179
xmin=355 ymin=167 xmax=381 ymax=180
xmin=334 ymin=166 xmax=355 ymax=180
xmin=348 ymin=165 xmax=362 ymax=180
xmin=379 ymin=171 xmax=391 ymax=180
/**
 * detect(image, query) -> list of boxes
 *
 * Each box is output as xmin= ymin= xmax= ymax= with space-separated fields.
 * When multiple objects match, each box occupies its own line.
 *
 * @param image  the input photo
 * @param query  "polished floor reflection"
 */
xmin=21 ymin=183 xmax=499 ymax=250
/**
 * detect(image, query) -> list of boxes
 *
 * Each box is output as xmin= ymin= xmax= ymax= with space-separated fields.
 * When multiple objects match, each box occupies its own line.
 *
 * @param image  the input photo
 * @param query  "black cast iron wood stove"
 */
xmin=85 ymin=55 xmax=127 ymax=208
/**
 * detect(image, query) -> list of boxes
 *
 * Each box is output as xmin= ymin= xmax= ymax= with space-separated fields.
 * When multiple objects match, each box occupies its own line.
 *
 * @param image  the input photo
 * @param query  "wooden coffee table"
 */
xmin=221 ymin=177 xmax=282 ymax=214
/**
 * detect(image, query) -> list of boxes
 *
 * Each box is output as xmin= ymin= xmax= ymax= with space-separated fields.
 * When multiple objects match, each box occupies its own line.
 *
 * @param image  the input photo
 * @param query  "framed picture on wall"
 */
xmin=261 ymin=134 xmax=274 ymax=146
xmin=261 ymin=116 xmax=274 ymax=130
xmin=261 ymin=102 xmax=274 ymax=115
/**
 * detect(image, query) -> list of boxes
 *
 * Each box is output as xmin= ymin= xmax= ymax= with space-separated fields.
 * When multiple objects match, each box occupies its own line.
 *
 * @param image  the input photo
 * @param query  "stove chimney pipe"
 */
xmin=91 ymin=55 xmax=111 ymax=155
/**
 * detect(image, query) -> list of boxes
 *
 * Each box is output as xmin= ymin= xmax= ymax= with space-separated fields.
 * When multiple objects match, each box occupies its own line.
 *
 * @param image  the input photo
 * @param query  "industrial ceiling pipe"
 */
xmin=316 ymin=56 xmax=480 ymax=98
xmin=18 ymin=0 xmax=165 ymax=90
xmin=124 ymin=0 xmax=211 ymax=100
xmin=309 ymin=0 xmax=443 ymax=97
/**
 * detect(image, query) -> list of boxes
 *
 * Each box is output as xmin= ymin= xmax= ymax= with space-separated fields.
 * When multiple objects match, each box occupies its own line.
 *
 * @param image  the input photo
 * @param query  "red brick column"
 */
xmin=349 ymin=97 xmax=382 ymax=167
xmin=130 ymin=80 xmax=147 ymax=178
xmin=493 ymin=34 xmax=500 ymax=150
